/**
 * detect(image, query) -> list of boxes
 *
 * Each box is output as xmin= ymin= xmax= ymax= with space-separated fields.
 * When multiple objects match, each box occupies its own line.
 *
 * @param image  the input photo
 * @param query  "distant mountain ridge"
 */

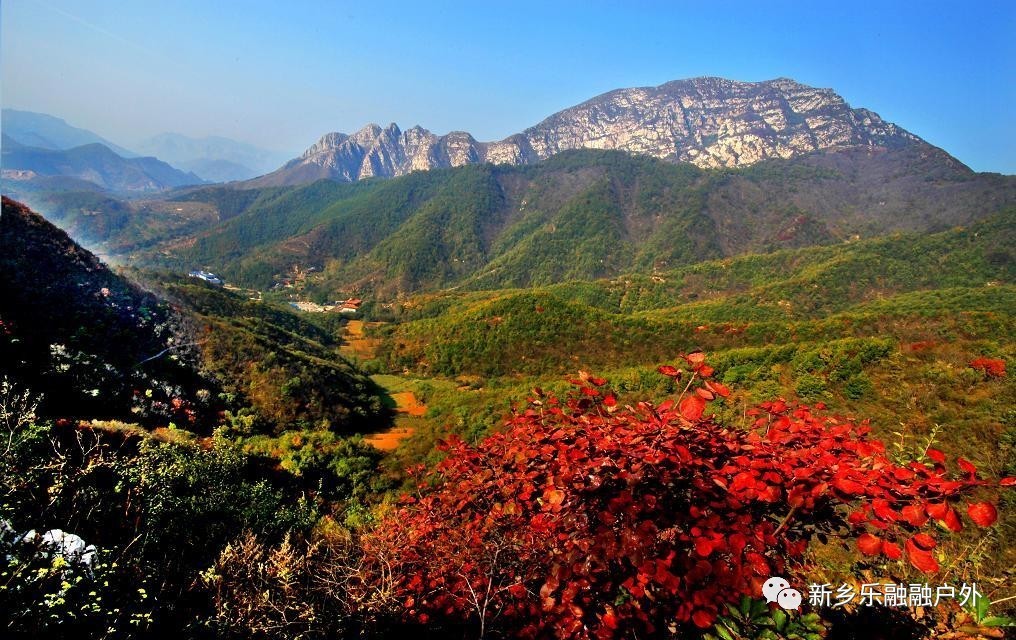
xmin=2 ymin=135 xmax=203 ymax=192
xmin=246 ymin=77 xmax=943 ymax=188
xmin=135 ymin=132 xmax=293 ymax=182
xmin=2 ymin=108 xmax=137 ymax=157
xmin=2 ymin=110 xmax=295 ymax=184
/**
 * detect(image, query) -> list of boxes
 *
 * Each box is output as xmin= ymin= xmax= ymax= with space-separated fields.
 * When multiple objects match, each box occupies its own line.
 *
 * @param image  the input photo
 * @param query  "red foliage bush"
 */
xmin=969 ymin=356 xmax=1006 ymax=378
xmin=907 ymin=340 xmax=937 ymax=352
xmin=363 ymin=353 xmax=1010 ymax=639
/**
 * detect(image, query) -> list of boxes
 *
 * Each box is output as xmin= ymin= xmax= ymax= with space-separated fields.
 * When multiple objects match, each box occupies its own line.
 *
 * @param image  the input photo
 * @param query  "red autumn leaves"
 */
xmin=571 ymin=370 xmax=616 ymax=406
xmin=679 ymin=395 xmax=706 ymax=421
xmin=856 ymin=533 xmax=883 ymax=556
xmin=905 ymin=537 xmax=940 ymax=573
xmin=658 ymin=351 xmax=729 ymax=422
xmin=362 ymin=352 xmax=1010 ymax=640
xmin=821 ymin=445 xmax=1003 ymax=573
xmin=969 ymin=356 xmax=1006 ymax=378
xmin=830 ymin=437 xmax=1004 ymax=573
xmin=967 ymin=501 xmax=998 ymax=527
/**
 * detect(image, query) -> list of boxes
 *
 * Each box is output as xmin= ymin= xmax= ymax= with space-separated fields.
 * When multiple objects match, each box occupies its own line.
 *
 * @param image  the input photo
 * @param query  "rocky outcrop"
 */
xmin=520 ymin=77 xmax=921 ymax=167
xmin=247 ymin=77 xmax=931 ymax=187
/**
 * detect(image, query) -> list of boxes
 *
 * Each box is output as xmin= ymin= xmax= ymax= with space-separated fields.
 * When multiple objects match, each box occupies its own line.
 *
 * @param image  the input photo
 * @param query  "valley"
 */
xmin=340 ymin=319 xmax=429 ymax=451
xmin=2 ymin=66 xmax=1014 ymax=640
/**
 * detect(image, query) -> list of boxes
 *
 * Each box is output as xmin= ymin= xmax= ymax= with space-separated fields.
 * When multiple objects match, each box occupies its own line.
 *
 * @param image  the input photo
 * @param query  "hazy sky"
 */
xmin=2 ymin=0 xmax=1014 ymax=172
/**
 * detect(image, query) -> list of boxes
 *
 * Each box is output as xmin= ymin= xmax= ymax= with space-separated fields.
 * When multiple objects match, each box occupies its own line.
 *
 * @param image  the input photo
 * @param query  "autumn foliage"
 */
xmin=969 ymin=356 xmax=1006 ymax=378
xmin=362 ymin=352 xmax=1011 ymax=638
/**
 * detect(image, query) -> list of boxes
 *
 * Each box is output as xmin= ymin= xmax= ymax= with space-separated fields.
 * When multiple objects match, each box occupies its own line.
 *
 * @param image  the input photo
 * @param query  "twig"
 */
xmin=133 ymin=341 xmax=205 ymax=368
xmin=773 ymin=506 xmax=798 ymax=538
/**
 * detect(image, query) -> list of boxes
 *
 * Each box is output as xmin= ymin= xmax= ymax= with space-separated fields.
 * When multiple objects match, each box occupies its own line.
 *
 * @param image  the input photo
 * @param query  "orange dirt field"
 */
xmin=343 ymin=320 xmax=426 ymax=451
xmin=362 ymin=391 xmax=426 ymax=451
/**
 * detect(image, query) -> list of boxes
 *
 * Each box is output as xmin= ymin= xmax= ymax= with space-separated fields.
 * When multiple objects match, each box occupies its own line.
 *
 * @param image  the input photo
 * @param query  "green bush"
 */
xmin=1 ymin=413 xmax=320 ymax=637
xmin=794 ymin=373 xmax=828 ymax=400
xmin=844 ymin=373 xmax=873 ymax=400
xmin=240 ymin=431 xmax=389 ymax=501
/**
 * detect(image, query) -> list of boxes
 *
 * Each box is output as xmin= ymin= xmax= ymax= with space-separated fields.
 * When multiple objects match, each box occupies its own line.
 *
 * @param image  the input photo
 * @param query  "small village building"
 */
xmin=188 ymin=270 xmax=224 ymax=286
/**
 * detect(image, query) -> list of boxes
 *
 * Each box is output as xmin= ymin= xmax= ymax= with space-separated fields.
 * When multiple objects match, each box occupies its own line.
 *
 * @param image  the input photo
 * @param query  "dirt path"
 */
xmin=341 ymin=320 xmax=426 ymax=451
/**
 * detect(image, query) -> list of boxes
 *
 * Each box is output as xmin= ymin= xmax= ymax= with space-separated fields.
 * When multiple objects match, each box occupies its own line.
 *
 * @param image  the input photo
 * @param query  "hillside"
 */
xmin=0 ymin=197 xmax=387 ymax=434
xmin=370 ymin=211 xmax=1015 ymax=377
xmin=247 ymin=76 xmax=939 ymax=187
xmin=152 ymin=276 xmax=389 ymax=432
xmin=148 ymin=147 xmax=1015 ymax=296
xmin=0 ymin=199 xmax=393 ymax=638
xmin=2 ymin=187 xmax=231 ymax=256
xmin=0 ymin=196 xmax=215 ymax=424
xmin=1 ymin=135 xmax=203 ymax=192
xmin=360 ymin=213 xmax=1015 ymax=510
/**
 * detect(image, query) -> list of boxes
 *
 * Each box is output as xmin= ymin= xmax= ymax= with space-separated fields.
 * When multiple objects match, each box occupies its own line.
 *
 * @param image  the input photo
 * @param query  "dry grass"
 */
xmin=339 ymin=319 xmax=383 ymax=360
xmin=346 ymin=321 xmax=429 ymax=451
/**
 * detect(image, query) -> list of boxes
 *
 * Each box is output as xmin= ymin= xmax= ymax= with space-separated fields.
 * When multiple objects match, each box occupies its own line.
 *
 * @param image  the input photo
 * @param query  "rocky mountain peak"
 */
xmin=300 ymin=132 xmax=348 ymax=158
xmin=351 ymin=123 xmax=383 ymax=146
xmin=246 ymin=77 xmax=933 ymax=188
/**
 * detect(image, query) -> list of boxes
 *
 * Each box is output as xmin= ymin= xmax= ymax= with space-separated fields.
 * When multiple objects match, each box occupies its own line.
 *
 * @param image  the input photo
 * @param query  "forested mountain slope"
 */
xmin=370 ymin=209 xmax=1014 ymax=377
xmin=151 ymin=147 xmax=1014 ymax=296
xmin=0 ymin=197 xmax=387 ymax=434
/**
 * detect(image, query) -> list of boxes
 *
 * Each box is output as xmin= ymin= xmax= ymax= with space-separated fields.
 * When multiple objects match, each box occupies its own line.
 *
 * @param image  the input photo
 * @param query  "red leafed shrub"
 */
xmin=361 ymin=353 xmax=1011 ymax=639
xmin=969 ymin=356 xmax=1006 ymax=378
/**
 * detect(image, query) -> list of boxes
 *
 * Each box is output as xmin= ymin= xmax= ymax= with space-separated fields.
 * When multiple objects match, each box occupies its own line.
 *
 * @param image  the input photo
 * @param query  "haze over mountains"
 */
xmin=2 ymin=108 xmax=137 ymax=157
xmin=245 ymin=77 xmax=943 ymax=188
xmin=2 ymin=108 xmax=290 ymax=186
xmin=134 ymin=133 xmax=292 ymax=182
xmin=1 ymin=134 xmax=203 ymax=193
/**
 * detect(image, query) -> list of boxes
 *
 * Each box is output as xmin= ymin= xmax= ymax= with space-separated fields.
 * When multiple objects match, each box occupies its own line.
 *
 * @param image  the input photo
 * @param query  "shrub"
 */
xmin=202 ymin=532 xmax=357 ymax=639
xmin=362 ymin=353 xmax=1011 ymax=639
xmin=794 ymin=373 xmax=827 ymax=400
xmin=970 ymin=357 xmax=1006 ymax=378
xmin=1 ymin=407 xmax=320 ymax=636
xmin=843 ymin=372 xmax=873 ymax=400
xmin=0 ymin=530 xmax=153 ymax=636
xmin=240 ymin=431 xmax=388 ymax=500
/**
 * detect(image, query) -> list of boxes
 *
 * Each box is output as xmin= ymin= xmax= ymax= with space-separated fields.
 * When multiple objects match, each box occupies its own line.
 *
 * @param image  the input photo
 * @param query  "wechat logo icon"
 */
xmin=763 ymin=576 xmax=803 ymax=610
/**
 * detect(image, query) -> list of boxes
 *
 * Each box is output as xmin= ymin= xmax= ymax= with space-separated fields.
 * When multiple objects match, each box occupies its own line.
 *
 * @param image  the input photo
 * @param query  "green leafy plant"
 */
xmin=706 ymin=596 xmax=825 ymax=640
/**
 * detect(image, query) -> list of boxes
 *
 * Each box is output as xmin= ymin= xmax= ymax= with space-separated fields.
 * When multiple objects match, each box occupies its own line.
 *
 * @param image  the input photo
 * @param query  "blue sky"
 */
xmin=2 ymin=0 xmax=1014 ymax=172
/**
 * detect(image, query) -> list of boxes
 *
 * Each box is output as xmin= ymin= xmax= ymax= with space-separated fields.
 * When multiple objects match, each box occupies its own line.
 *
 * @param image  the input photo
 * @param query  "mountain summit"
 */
xmin=248 ymin=77 xmax=931 ymax=187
